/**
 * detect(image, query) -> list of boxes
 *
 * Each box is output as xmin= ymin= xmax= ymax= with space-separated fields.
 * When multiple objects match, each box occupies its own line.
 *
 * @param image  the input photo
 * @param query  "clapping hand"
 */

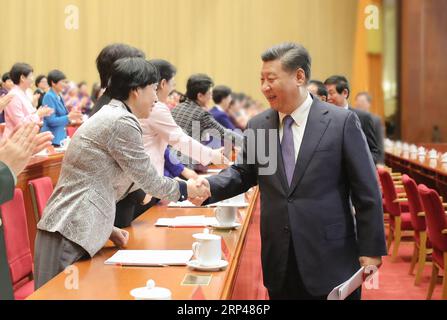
xmin=0 ymin=123 xmax=53 ymax=176
xmin=68 ymin=110 xmax=83 ymax=123
xmin=187 ymin=177 xmax=211 ymax=206
xmin=37 ymin=106 xmax=54 ymax=118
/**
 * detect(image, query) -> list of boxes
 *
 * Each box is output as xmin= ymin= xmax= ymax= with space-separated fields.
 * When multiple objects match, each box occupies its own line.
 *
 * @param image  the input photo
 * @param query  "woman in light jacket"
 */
xmin=34 ymin=57 xmax=209 ymax=289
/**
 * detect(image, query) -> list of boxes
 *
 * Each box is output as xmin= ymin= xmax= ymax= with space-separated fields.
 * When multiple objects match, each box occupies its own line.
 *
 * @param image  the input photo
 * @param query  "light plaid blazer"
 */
xmin=38 ymin=99 xmax=181 ymax=257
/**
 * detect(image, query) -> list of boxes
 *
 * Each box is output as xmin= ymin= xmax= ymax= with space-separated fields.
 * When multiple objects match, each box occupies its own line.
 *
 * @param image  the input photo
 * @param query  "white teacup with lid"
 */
xmin=130 ymin=280 xmax=172 ymax=300
xmin=214 ymin=204 xmax=238 ymax=227
xmin=429 ymin=149 xmax=438 ymax=159
xmin=192 ymin=228 xmax=222 ymax=266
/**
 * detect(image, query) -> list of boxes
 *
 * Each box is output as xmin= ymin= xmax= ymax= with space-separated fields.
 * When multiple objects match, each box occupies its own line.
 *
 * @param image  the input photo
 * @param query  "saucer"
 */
xmin=186 ymin=259 xmax=228 ymax=271
xmin=209 ymin=222 xmax=241 ymax=230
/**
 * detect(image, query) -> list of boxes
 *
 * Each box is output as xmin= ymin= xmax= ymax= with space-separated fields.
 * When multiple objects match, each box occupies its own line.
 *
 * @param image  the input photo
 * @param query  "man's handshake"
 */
xmin=186 ymin=177 xmax=211 ymax=206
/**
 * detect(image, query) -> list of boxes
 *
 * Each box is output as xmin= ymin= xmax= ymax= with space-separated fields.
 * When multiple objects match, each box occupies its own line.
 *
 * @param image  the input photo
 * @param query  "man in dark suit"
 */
xmin=0 ymin=160 xmax=14 ymax=299
xmin=324 ymin=76 xmax=381 ymax=165
xmin=355 ymin=92 xmax=385 ymax=164
xmin=0 ymin=123 xmax=53 ymax=299
xmin=192 ymin=43 xmax=387 ymax=299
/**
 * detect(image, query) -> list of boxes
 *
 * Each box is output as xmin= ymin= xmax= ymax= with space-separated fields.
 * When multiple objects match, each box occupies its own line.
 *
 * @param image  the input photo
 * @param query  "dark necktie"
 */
xmin=281 ymin=115 xmax=296 ymax=186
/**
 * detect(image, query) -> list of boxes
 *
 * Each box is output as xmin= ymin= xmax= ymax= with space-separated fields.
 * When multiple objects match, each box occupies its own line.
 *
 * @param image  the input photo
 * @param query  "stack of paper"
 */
xmin=327 ymin=267 xmax=367 ymax=300
xmin=206 ymin=168 xmax=223 ymax=174
xmin=104 ymin=250 xmax=193 ymax=266
xmin=155 ymin=215 xmax=218 ymax=227
xmin=167 ymin=200 xmax=200 ymax=208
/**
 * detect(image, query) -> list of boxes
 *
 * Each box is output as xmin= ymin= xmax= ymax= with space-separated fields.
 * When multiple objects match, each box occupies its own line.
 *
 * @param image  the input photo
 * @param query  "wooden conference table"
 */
xmin=385 ymin=149 xmax=447 ymax=199
xmin=27 ymin=183 xmax=260 ymax=300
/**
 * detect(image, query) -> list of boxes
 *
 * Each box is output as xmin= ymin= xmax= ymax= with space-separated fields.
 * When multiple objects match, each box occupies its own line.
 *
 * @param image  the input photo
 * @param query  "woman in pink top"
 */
xmin=3 ymin=63 xmax=53 ymax=138
xmin=140 ymin=59 xmax=228 ymax=177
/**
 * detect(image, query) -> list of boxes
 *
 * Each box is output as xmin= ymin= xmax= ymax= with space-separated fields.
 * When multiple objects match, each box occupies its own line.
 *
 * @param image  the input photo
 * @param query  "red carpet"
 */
xmin=233 ymin=200 xmax=444 ymax=300
xmin=232 ymin=198 xmax=269 ymax=299
xmin=362 ymin=236 xmax=444 ymax=300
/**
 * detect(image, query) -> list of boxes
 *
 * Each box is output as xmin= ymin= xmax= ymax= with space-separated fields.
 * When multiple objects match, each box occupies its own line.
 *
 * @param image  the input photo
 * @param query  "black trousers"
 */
xmin=114 ymin=189 xmax=160 ymax=228
xmin=0 ymin=218 xmax=14 ymax=300
xmin=268 ymin=240 xmax=361 ymax=300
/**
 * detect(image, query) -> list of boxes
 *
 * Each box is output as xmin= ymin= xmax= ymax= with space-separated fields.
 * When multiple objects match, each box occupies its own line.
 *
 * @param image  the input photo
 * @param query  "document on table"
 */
xmin=104 ymin=250 xmax=194 ymax=266
xmin=168 ymin=200 xmax=201 ymax=208
xmin=155 ymin=215 xmax=218 ymax=227
xmin=206 ymin=168 xmax=223 ymax=173
xmin=327 ymin=267 xmax=372 ymax=300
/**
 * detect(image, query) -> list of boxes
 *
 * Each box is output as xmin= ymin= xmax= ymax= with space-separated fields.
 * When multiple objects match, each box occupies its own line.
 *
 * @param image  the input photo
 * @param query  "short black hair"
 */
xmin=47 ymin=70 xmax=67 ymax=87
xmin=324 ymin=75 xmax=350 ymax=98
xmin=2 ymin=72 xmax=11 ymax=83
xmin=261 ymin=42 xmax=312 ymax=81
xmin=96 ymin=43 xmax=146 ymax=89
xmin=35 ymin=74 xmax=47 ymax=87
xmin=149 ymin=59 xmax=177 ymax=85
xmin=212 ymin=85 xmax=232 ymax=104
xmin=308 ymin=80 xmax=328 ymax=99
xmin=185 ymin=74 xmax=214 ymax=101
xmin=10 ymin=63 xmax=34 ymax=85
xmin=108 ymin=57 xmax=160 ymax=101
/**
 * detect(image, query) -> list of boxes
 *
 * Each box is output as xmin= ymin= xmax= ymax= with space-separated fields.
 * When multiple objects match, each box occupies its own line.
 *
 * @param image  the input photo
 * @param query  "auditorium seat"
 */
xmin=402 ymin=174 xmax=432 ymax=285
xmin=378 ymin=167 xmax=414 ymax=261
xmin=28 ymin=177 xmax=53 ymax=221
xmin=0 ymin=189 xmax=34 ymax=300
xmin=418 ymin=184 xmax=447 ymax=300
xmin=66 ymin=126 xmax=77 ymax=138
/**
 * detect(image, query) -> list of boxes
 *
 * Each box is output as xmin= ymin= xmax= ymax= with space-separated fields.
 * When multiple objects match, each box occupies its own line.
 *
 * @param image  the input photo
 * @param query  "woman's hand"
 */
xmin=109 ymin=227 xmax=129 ymax=248
xmin=37 ymin=106 xmax=54 ymax=118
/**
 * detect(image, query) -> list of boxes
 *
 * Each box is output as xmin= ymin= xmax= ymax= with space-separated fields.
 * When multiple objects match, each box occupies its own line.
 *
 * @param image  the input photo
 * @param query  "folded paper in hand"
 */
xmin=327 ymin=267 xmax=375 ymax=300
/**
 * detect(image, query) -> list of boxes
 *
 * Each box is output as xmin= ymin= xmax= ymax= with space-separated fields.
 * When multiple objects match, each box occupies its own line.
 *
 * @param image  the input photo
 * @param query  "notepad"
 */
xmin=167 ymin=200 xmax=201 ymax=208
xmin=155 ymin=216 xmax=218 ymax=227
xmin=104 ymin=250 xmax=194 ymax=266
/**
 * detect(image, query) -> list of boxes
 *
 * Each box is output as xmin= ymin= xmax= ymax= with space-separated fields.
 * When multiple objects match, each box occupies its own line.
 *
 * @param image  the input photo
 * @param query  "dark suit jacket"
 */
xmin=206 ymin=98 xmax=387 ymax=296
xmin=349 ymin=107 xmax=380 ymax=164
xmin=0 ymin=162 xmax=14 ymax=205
xmin=0 ymin=161 xmax=15 ymax=299
xmin=210 ymin=106 xmax=237 ymax=130
xmin=371 ymin=114 xmax=385 ymax=164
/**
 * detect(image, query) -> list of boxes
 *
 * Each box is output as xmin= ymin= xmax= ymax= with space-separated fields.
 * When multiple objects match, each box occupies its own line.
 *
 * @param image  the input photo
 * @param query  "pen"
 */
xmin=168 ymin=225 xmax=205 ymax=228
xmin=117 ymin=264 xmax=169 ymax=268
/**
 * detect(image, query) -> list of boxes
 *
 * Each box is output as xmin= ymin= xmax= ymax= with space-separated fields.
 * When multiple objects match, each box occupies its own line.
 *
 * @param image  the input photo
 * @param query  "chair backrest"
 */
xmin=66 ymin=126 xmax=77 ymax=138
xmin=0 ymin=189 xmax=33 ymax=286
xmin=28 ymin=176 xmax=53 ymax=221
xmin=418 ymin=184 xmax=447 ymax=252
xmin=377 ymin=167 xmax=401 ymax=216
xmin=402 ymin=174 xmax=426 ymax=231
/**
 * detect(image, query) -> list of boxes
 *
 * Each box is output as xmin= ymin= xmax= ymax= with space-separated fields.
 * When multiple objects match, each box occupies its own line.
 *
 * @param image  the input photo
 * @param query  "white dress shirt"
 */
xmin=278 ymin=93 xmax=313 ymax=161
